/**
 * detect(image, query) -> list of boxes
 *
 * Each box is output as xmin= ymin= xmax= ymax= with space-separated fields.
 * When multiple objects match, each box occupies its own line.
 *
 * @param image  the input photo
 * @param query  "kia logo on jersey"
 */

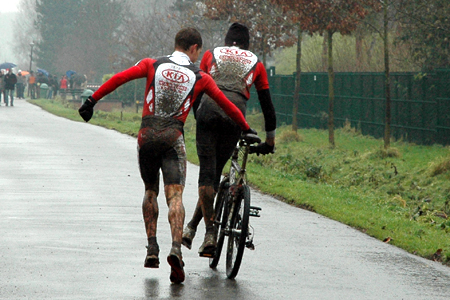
xmin=220 ymin=48 xmax=253 ymax=57
xmin=162 ymin=69 xmax=189 ymax=83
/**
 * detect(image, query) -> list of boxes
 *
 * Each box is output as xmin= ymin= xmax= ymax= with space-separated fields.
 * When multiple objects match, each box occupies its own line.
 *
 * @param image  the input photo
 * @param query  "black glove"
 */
xmin=249 ymin=142 xmax=275 ymax=156
xmin=79 ymin=96 xmax=96 ymax=122
xmin=242 ymin=128 xmax=257 ymax=135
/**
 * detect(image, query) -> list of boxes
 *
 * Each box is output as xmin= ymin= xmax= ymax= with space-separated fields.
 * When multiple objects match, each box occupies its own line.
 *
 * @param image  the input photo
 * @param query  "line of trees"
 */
xmin=12 ymin=0 xmax=449 ymax=148
xmin=198 ymin=0 xmax=449 ymax=148
xmin=13 ymin=0 xmax=175 ymax=81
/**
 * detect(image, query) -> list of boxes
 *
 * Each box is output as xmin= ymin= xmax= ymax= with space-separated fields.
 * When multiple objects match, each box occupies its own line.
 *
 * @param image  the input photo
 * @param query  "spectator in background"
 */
xmin=81 ymin=74 xmax=88 ymax=89
xmin=72 ymin=74 xmax=87 ymax=89
xmin=4 ymin=69 xmax=17 ymax=106
xmin=60 ymin=75 xmax=68 ymax=99
xmin=69 ymin=74 xmax=74 ymax=89
xmin=28 ymin=71 xmax=36 ymax=99
xmin=52 ymin=75 xmax=59 ymax=98
xmin=0 ymin=70 xmax=5 ymax=105
xmin=16 ymin=71 xmax=26 ymax=99
xmin=47 ymin=74 xmax=55 ymax=99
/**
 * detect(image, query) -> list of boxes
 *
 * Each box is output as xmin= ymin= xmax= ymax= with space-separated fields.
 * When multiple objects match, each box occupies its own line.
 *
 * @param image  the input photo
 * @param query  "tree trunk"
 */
xmin=261 ymin=36 xmax=267 ymax=66
xmin=322 ymin=31 xmax=328 ymax=72
xmin=383 ymin=1 xmax=391 ymax=149
xmin=292 ymin=24 xmax=302 ymax=132
xmin=355 ymin=30 xmax=363 ymax=71
xmin=327 ymin=30 xmax=335 ymax=148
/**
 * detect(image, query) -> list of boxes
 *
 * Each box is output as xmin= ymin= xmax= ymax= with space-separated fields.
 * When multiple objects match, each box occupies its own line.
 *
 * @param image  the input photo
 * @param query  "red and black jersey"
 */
xmin=91 ymin=51 xmax=249 ymax=130
xmin=199 ymin=47 xmax=276 ymax=134
xmin=200 ymin=46 xmax=270 ymax=99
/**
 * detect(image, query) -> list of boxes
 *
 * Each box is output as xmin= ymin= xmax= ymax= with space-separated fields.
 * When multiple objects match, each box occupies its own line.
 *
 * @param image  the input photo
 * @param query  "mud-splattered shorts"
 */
xmin=138 ymin=116 xmax=186 ymax=192
xmin=195 ymin=91 xmax=246 ymax=191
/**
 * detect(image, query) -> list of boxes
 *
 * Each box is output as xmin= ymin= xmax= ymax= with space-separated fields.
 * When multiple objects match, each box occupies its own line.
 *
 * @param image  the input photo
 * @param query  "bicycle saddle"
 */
xmin=241 ymin=133 xmax=261 ymax=145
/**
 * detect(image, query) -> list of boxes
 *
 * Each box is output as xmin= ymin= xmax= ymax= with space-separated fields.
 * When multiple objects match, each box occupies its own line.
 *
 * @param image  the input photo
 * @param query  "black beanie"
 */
xmin=225 ymin=23 xmax=250 ymax=50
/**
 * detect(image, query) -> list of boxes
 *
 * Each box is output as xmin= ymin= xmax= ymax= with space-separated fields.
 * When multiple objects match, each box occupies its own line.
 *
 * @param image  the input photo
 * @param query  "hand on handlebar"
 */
xmin=249 ymin=142 xmax=275 ymax=156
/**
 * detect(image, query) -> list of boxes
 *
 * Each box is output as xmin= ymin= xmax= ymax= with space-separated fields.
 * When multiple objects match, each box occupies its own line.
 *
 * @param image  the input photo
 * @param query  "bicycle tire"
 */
xmin=209 ymin=177 xmax=230 ymax=269
xmin=225 ymin=184 xmax=251 ymax=279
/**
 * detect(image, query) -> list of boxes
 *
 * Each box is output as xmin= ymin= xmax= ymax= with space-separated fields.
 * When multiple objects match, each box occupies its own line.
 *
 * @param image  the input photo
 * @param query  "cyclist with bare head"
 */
xmin=182 ymin=23 xmax=276 ymax=257
xmin=78 ymin=27 xmax=256 ymax=284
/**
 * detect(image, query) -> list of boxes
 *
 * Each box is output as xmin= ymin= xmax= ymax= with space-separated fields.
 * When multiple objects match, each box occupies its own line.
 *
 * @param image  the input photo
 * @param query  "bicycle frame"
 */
xmin=229 ymin=139 xmax=250 ymax=186
xmin=226 ymin=136 xmax=261 ymax=277
xmin=209 ymin=133 xmax=262 ymax=278
xmin=226 ymin=139 xmax=252 ymax=231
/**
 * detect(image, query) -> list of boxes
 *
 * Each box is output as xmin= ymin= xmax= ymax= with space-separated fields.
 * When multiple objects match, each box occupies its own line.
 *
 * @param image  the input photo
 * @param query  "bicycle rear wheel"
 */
xmin=225 ymin=184 xmax=250 ymax=279
xmin=209 ymin=177 xmax=230 ymax=269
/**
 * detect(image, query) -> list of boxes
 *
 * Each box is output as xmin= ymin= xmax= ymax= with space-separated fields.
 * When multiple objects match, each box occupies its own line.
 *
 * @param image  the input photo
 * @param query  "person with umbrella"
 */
xmin=0 ymin=62 xmax=17 ymax=70
xmin=4 ymin=69 xmax=17 ymax=106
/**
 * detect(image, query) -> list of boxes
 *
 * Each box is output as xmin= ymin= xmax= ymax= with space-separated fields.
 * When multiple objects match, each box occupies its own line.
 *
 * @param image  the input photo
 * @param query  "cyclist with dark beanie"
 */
xmin=182 ymin=23 xmax=276 ymax=257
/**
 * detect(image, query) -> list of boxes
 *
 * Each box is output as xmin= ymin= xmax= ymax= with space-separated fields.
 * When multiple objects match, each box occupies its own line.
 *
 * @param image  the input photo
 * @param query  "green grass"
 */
xmin=30 ymin=97 xmax=450 ymax=265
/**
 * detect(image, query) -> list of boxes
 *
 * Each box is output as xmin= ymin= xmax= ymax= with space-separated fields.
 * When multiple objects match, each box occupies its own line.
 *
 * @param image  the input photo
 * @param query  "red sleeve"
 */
xmin=254 ymin=62 xmax=270 ymax=91
xmin=92 ymin=59 xmax=152 ymax=101
xmin=200 ymin=50 xmax=213 ymax=73
xmin=200 ymin=72 xmax=250 ymax=131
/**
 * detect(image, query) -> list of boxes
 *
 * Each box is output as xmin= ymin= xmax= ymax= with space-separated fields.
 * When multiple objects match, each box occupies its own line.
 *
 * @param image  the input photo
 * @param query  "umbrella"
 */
xmin=37 ymin=68 xmax=49 ymax=77
xmin=0 ymin=62 xmax=17 ymax=69
xmin=66 ymin=70 xmax=76 ymax=78
xmin=18 ymin=71 xmax=30 ymax=76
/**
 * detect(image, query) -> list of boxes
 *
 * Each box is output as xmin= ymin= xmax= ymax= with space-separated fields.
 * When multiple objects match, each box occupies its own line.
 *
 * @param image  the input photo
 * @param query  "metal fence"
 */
xmin=249 ymin=68 xmax=450 ymax=145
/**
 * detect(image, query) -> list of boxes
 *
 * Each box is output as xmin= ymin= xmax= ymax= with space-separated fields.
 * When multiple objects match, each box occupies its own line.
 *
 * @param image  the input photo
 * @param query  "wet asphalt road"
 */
xmin=1 ymin=99 xmax=450 ymax=300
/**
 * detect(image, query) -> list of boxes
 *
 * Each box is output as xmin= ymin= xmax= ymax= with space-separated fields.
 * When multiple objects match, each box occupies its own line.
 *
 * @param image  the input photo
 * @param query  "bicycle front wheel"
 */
xmin=225 ymin=184 xmax=250 ymax=279
xmin=209 ymin=177 xmax=229 ymax=269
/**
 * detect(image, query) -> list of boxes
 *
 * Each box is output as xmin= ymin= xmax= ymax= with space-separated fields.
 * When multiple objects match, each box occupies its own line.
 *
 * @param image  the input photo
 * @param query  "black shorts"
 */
xmin=138 ymin=116 xmax=186 ymax=192
xmin=195 ymin=91 xmax=246 ymax=191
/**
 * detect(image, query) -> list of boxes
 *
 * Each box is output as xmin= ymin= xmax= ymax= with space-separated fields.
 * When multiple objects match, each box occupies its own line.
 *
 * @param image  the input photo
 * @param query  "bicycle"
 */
xmin=209 ymin=132 xmax=263 ymax=279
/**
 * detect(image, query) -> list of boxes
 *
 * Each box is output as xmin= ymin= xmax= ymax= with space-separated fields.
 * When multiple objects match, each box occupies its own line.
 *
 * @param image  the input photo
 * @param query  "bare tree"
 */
xmin=12 ymin=0 xmax=40 ymax=71
xmin=203 ymin=0 xmax=297 ymax=65
xmin=116 ymin=0 xmax=179 ymax=69
xmin=173 ymin=1 xmax=229 ymax=52
xmin=349 ymin=0 xmax=398 ymax=149
xmin=271 ymin=0 xmax=380 ymax=146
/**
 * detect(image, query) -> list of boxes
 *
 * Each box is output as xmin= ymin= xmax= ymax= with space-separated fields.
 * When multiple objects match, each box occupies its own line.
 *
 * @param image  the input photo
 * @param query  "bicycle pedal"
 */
xmin=245 ymin=241 xmax=255 ymax=250
xmin=249 ymin=206 xmax=261 ymax=217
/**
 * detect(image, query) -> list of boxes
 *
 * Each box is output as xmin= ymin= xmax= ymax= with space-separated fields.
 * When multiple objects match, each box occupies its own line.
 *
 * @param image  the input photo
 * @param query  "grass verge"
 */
xmin=30 ymin=97 xmax=450 ymax=265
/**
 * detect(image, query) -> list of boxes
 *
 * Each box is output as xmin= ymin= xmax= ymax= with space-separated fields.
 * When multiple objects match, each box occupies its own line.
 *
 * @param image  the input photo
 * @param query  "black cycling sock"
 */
xmin=148 ymin=236 xmax=157 ymax=246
